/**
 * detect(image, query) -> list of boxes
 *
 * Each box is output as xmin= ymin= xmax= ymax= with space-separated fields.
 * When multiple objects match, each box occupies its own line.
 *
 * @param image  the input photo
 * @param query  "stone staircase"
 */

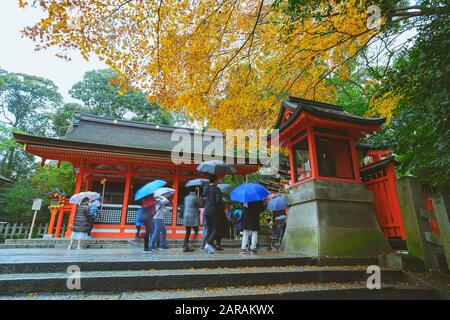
xmin=0 ymin=252 xmax=442 ymax=300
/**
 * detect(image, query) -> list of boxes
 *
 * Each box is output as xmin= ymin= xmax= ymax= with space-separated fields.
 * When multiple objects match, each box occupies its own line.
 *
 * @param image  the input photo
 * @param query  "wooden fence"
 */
xmin=0 ymin=222 xmax=67 ymax=239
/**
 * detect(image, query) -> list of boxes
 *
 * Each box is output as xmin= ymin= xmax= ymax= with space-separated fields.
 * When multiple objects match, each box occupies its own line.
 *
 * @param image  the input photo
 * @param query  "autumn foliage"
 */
xmin=20 ymin=0 xmax=380 ymax=130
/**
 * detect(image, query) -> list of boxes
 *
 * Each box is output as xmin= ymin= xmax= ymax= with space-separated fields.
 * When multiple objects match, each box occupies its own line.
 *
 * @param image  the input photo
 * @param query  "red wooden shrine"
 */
xmin=14 ymin=114 xmax=258 ymax=239
xmin=273 ymin=96 xmax=407 ymax=240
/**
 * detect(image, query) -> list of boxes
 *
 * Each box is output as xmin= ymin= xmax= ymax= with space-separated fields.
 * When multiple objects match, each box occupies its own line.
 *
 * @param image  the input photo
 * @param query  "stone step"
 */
xmin=0 ymin=266 xmax=406 ymax=295
xmin=0 ymin=250 xmax=378 ymax=274
xmin=0 ymin=283 xmax=438 ymax=300
xmin=1 ymin=238 xmax=258 ymax=249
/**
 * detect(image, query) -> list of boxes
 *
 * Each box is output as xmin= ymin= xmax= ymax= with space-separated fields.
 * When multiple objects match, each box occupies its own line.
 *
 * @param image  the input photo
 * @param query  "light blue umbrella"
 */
xmin=154 ymin=187 xmax=175 ymax=198
xmin=230 ymin=183 xmax=270 ymax=203
xmin=267 ymin=194 xmax=287 ymax=211
xmin=134 ymin=180 xmax=167 ymax=201
xmin=185 ymin=179 xmax=209 ymax=187
xmin=218 ymin=183 xmax=234 ymax=193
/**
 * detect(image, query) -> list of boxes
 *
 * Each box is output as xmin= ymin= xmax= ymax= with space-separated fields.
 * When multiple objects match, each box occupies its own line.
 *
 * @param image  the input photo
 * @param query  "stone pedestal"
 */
xmin=378 ymin=252 xmax=425 ymax=272
xmin=281 ymin=179 xmax=392 ymax=257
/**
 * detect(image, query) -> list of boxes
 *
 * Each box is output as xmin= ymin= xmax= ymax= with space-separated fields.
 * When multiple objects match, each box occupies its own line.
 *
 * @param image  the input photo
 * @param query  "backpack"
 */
xmin=89 ymin=205 xmax=99 ymax=218
xmin=138 ymin=206 xmax=156 ymax=223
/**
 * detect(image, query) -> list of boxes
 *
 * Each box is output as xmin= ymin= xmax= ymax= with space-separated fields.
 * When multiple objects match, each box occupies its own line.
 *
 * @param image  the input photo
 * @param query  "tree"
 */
xmin=367 ymin=14 xmax=450 ymax=191
xmin=19 ymin=0 xmax=449 ymax=131
xmin=18 ymin=0 xmax=378 ymax=130
xmin=0 ymin=69 xmax=62 ymax=179
xmin=52 ymin=69 xmax=179 ymax=136
xmin=52 ymin=102 xmax=85 ymax=138
xmin=0 ymin=162 xmax=75 ymax=223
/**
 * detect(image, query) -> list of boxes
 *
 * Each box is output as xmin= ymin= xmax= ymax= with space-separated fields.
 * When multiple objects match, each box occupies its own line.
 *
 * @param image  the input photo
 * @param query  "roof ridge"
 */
xmin=74 ymin=113 xmax=196 ymax=132
xmin=287 ymin=96 xmax=343 ymax=111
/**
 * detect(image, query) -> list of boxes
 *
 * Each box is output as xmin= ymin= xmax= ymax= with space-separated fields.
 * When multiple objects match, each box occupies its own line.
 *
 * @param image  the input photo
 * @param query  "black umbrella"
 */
xmin=196 ymin=160 xmax=236 ymax=175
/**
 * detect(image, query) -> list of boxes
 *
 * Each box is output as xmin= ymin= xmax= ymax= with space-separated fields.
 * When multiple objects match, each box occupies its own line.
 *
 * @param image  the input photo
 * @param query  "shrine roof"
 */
xmin=62 ymin=113 xmax=208 ymax=152
xmin=274 ymin=96 xmax=386 ymax=130
xmin=360 ymin=156 xmax=397 ymax=174
xmin=13 ymin=114 xmax=262 ymax=170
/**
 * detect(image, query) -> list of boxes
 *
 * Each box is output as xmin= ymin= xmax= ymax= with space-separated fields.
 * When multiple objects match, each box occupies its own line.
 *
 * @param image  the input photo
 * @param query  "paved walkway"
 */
xmin=0 ymin=247 xmax=293 ymax=264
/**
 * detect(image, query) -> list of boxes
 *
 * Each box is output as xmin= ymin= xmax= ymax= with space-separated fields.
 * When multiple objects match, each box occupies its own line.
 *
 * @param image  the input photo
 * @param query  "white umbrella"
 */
xmin=69 ymin=191 xmax=101 ymax=205
xmin=154 ymin=187 xmax=175 ymax=198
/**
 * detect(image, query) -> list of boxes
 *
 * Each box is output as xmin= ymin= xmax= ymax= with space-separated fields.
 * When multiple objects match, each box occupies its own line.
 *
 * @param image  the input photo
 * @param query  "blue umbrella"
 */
xmin=267 ymin=194 xmax=287 ymax=211
xmin=230 ymin=183 xmax=270 ymax=203
xmin=134 ymin=180 xmax=167 ymax=201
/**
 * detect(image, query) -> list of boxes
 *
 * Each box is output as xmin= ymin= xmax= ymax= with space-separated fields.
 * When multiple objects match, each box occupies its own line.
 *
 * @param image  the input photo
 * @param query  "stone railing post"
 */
xmin=432 ymin=193 xmax=450 ymax=272
xmin=396 ymin=176 xmax=440 ymax=271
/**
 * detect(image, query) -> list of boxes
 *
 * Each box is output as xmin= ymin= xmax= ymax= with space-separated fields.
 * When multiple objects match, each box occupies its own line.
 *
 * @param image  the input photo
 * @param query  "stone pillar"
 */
xmin=432 ymin=193 xmax=450 ymax=272
xmin=282 ymin=179 xmax=391 ymax=257
xmin=396 ymin=176 xmax=440 ymax=271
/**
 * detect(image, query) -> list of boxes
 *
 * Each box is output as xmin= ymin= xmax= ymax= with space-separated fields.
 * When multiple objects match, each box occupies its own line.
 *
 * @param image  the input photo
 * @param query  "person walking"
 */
xmin=240 ymin=200 xmax=265 ymax=255
xmin=87 ymin=198 xmax=101 ymax=239
xmin=134 ymin=207 xmax=144 ymax=241
xmin=68 ymin=197 xmax=91 ymax=250
xmin=203 ymin=174 xmax=223 ymax=254
xmin=141 ymin=196 xmax=157 ymax=252
xmin=215 ymin=200 xmax=228 ymax=250
xmin=225 ymin=203 xmax=236 ymax=239
xmin=149 ymin=194 xmax=169 ymax=251
xmin=183 ymin=188 xmax=203 ymax=252
xmin=200 ymin=207 xmax=207 ymax=249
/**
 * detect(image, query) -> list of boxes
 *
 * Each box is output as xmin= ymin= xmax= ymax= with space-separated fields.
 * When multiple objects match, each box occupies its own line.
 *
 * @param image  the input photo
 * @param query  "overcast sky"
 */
xmin=0 ymin=0 xmax=106 ymax=102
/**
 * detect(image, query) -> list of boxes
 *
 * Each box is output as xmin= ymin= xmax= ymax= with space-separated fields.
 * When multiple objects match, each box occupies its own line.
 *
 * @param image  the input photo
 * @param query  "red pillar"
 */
xmin=86 ymin=174 xmax=93 ymax=191
xmin=385 ymin=163 xmax=406 ymax=239
xmin=172 ymin=167 xmax=180 ymax=234
xmin=307 ymin=125 xmax=319 ymax=179
xmin=65 ymin=165 xmax=86 ymax=237
xmin=289 ymin=143 xmax=296 ymax=185
xmin=54 ymin=206 xmax=65 ymax=238
xmin=120 ymin=168 xmax=132 ymax=235
xmin=349 ymin=138 xmax=361 ymax=183
xmin=47 ymin=208 xmax=58 ymax=235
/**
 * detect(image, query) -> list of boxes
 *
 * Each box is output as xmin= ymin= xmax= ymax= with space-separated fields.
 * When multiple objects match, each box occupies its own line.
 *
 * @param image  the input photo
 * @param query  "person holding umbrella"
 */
xmin=134 ymin=180 xmax=167 ymax=252
xmin=67 ymin=197 xmax=91 ymax=250
xmin=183 ymin=187 xmax=203 ymax=252
xmin=267 ymin=194 xmax=288 ymax=247
xmin=196 ymin=160 xmax=235 ymax=254
xmin=203 ymin=174 xmax=223 ymax=254
xmin=230 ymin=183 xmax=270 ymax=255
xmin=149 ymin=188 xmax=174 ymax=251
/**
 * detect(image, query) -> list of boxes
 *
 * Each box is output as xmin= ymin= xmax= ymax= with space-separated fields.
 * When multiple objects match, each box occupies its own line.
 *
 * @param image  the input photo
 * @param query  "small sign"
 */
xmin=32 ymin=198 xmax=42 ymax=211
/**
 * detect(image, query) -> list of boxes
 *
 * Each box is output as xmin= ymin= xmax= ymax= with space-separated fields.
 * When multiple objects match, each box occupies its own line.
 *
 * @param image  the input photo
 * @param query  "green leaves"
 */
xmin=369 ymin=12 xmax=450 ymax=191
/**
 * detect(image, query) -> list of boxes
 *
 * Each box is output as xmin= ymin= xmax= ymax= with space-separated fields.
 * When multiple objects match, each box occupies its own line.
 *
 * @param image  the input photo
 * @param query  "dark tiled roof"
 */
xmin=274 ymin=96 xmax=386 ymax=129
xmin=64 ymin=113 xmax=219 ymax=153
xmin=360 ymin=156 xmax=397 ymax=174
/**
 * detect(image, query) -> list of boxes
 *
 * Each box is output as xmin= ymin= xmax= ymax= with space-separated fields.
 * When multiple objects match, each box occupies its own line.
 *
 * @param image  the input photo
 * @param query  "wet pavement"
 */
xmin=0 ymin=247 xmax=294 ymax=264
